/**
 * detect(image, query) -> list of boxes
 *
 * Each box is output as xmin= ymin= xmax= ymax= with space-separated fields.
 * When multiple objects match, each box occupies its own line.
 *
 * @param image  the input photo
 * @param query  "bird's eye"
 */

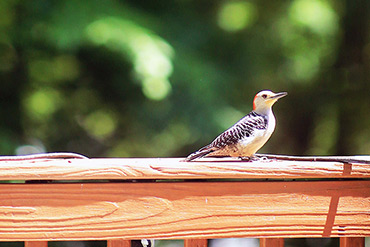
xmin=262 ymin=94 xmax=267 ymax=99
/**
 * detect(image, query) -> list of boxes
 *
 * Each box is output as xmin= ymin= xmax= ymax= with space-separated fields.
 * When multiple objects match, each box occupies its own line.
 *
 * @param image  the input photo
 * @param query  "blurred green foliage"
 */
xmin=0 ymin=0 xmax=369 ymax=158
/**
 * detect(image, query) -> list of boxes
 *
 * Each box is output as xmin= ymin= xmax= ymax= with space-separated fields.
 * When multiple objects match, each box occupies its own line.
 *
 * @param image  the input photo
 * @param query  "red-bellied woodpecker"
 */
xmin=185 ymin=90 xmax=287 ymax=161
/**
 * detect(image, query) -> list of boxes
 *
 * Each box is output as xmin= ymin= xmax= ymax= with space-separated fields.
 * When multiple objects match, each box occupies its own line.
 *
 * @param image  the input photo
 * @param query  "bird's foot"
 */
xmin=240 ymin=155 xmax=269 ymax=162
xmin=239 ymin=156 xmax=255 ymax=162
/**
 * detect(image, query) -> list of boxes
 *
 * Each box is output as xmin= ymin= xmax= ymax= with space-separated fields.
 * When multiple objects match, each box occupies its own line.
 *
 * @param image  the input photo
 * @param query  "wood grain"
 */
xmin=340 ymin=237 xmax=365 ymax=247
xmin=260 ymin=238 xmax=284 ymax=247
xmin=0 ymin=157 xmax=369 ymax=181
xmin=0 ymin=181 xmax=369 ymax=240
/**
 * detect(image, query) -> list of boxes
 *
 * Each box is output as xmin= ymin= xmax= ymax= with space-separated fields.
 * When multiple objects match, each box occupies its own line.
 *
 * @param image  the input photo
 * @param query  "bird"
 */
xmin=185 ymin=90 xmax=287 ymax=161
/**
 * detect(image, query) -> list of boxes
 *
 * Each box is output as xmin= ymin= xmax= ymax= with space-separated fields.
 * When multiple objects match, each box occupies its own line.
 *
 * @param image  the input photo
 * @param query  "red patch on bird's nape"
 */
xmin=253 ymin=94 xmax=258 ymax=110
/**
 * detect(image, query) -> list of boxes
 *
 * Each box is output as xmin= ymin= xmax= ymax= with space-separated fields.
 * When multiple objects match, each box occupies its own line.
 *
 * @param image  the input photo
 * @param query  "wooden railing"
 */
xmin=0 ymin=156 xmax=369 ymax=247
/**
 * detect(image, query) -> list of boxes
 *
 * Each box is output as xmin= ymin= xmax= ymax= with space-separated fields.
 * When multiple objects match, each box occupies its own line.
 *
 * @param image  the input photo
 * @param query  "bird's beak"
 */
xmin=265 ymin=92 xmax=287 ymax=107
xmin=270 ymin=92 xmax=288 ymax=100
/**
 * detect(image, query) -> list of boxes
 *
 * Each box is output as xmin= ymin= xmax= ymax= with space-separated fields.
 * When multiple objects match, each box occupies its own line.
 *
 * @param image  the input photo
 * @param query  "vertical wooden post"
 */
xmin=24 ymin=242 xmax=48 ymax=247
xmin=340 ymin=237 xmax=365 ymax=247
xmin=107 ymin=239 xmax=131 ymax=247
xmin=184 ymin=239 xmax=208 ymax=247
xmin=260 ymin=238 xmax=284 ymax=247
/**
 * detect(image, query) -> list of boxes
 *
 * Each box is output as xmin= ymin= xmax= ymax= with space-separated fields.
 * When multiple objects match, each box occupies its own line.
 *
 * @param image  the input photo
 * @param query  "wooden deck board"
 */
xmin=0 ymin=157 xmax=369 ymax=181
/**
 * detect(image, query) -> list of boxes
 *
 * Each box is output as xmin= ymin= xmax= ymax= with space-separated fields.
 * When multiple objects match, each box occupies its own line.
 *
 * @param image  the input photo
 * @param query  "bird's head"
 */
xmin=253 ymin=90 xmax=287 ymax=114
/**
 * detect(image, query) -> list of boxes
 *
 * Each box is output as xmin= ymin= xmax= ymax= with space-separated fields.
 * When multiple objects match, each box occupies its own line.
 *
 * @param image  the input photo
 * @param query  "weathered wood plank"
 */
xmin=0 ymin=181 xmax=369 ymax=240
xmin=340 ymin=237 xmax=365 ymax=247
xmin=107 ymin=239 xmax=131 ymax=247
xmin=184 ymin=239 xmax=207 ymax=247
xmin=0 ymin=157 xmax=369 ymax=181
xmin=24 ymin=241 xmax=48 ymax=247
xmin=260 ymin=238 xmax=284 ymax=247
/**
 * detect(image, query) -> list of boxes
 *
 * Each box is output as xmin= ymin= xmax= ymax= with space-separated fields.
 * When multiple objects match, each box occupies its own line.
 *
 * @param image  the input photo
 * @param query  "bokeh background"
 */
xmin=0 ymin=0 xmax=369 ymax=246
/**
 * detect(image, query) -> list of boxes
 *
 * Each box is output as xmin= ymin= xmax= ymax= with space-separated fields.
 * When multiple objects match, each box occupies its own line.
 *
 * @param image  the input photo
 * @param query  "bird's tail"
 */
xmin=185 ymin=147 xmax=214 ymax=162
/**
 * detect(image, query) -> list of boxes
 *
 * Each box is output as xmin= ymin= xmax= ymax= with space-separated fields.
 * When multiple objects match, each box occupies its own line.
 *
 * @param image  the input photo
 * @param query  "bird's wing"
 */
xmin=210 ymin=111 xmax=267 ymax=149
xmin=185 ymin=111 xmax=267 ymax=161
xmin=185 ymin=145 xmax=214 ymax=161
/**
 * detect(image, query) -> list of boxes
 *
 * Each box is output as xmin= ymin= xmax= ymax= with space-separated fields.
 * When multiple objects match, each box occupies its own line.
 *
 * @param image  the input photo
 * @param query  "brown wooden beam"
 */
xmin=340 ymin=237 xmax=365 ymax=247
xmin=107 ymin=240 xmax=131 ymax=247
xmin=0 ymin=181 xmax=368 ymax=240
xmin=24 ymin=241 xmax=48 ymax=247
xmin=260 ymin=238 xmax=284 ymax=247
xmin=184 ymin=239 xmax=207 ymax=247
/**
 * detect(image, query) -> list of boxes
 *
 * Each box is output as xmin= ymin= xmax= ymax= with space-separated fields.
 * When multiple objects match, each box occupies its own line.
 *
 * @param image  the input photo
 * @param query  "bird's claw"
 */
xmin=240 ymin=155 xmax=269 ymax=162
xmin=239 ymin=156 xmax=254 ymax=162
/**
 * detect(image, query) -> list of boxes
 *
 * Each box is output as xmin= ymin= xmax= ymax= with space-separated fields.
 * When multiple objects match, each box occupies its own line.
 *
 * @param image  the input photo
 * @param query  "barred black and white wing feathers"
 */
xmin=210 ymin=111 xmax=267 ymax=148
xmin=185 ymin=111 xmax=268 ymax=161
